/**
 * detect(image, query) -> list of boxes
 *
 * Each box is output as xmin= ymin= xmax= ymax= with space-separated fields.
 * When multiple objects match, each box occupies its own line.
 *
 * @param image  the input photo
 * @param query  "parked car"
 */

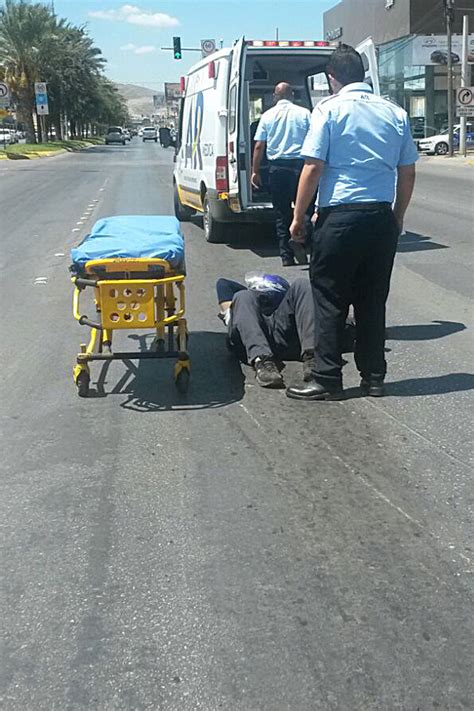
xmin=105 ymin=126 xmax=126 ymax=145
xmin=0 ymin=128 xmax=14 ymax=145
xmin=417 ymin=123 xmax=474 ymax=155
xmin=142 ymin=126 xmax=158 ymax=142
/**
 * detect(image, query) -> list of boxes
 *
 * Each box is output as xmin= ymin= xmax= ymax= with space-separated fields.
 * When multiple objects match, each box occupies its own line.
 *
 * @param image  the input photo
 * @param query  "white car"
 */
xmin=418 ymin=123 xmax=474 ymax=155
xmin=142 ymin=126 xmax=158 ymax=142
xmin=0 ymin=128 xmax=15 ymax=144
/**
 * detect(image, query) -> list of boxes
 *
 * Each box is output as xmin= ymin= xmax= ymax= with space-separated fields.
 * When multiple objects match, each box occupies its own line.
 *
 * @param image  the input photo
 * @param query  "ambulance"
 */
xmin=173 ymin=37 xmax=379 ymax=243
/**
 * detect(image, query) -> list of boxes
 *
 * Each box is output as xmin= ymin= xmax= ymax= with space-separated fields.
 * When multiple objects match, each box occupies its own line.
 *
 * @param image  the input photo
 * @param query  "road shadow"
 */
xmin=397 ymin=231 xmax=448 ymax=253
xmin=386 ymin=320 xmax=466 ymax=341
xmin=86 ymin=146 xmax=131 ymax=155
xmin=87 ymin=331 xmax=245 ymax=412
xmin=189 ymin=214 xmax=280 ymax=257
xmin=344 ymin=372 xmax=474 ymax=400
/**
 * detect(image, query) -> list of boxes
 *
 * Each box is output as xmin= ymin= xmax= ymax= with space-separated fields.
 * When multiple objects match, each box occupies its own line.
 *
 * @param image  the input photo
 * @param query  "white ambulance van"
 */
xmin=173 ymin=37 xmax=379 ymax=243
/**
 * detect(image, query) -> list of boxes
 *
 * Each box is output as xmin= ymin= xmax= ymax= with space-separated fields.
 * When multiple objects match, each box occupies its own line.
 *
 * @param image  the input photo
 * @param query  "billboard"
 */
xmin=164 ymin=82 xmax=181 ymax=104
xmin=411 ymin=35 xmax=474 ymax=66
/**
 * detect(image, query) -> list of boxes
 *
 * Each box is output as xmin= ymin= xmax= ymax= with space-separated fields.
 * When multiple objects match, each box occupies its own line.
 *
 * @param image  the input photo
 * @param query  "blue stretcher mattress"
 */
xmin=71 ymin=215 xmax=185 ymax=270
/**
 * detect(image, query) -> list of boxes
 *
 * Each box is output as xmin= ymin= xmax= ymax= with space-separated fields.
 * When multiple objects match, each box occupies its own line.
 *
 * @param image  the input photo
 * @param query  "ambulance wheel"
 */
xmin=76 ymin=371 xmax=90 ymax=398
xmin=435 ymin=141 xmax=448 ymax=155
xmin=203 ymin=195 xmax=226 ymax=243
xmin=174 ymin=183 xmax=194 ymax=222
xmin=175 ymin=368 xmax=190 ymax=393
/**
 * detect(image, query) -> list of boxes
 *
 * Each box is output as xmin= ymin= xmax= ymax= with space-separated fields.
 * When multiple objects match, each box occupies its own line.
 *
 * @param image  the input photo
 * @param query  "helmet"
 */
xmin=244 ymin=271 xmax=290 ymax=313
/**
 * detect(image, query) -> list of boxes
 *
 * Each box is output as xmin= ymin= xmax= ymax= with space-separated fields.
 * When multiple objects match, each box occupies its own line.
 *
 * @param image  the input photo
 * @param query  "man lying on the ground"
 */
xmin=216 ymin=273 xmax=316 ymax=388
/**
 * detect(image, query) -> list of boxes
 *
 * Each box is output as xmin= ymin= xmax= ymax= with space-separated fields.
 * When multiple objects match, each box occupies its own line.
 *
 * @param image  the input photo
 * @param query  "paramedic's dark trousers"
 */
xmin=309 ymin=204 xmax=399 ymax=385
xmin=230 ymin=279 xmax=314 ymax=364
xmin=268 ymin=159 xmax=304 ymax=261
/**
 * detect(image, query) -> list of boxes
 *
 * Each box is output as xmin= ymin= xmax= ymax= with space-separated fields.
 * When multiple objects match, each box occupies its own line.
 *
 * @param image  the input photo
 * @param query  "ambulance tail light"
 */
xmin=215 ymin=156 xmax=228 ymax=192
xmin=180 ymin=76 xmax=185 ymax=92
xmin=290 ymin=41 xmax=304 ymax=47
xmin=208 ymin=61 xmax=216 ymax=79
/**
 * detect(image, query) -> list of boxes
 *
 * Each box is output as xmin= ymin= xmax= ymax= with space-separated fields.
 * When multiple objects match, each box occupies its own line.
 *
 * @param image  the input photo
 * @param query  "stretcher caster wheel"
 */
xmin=175 ymin=368 xmax=190 ymax=393
xmin=76 ymin=371 xmax=90 ymax=398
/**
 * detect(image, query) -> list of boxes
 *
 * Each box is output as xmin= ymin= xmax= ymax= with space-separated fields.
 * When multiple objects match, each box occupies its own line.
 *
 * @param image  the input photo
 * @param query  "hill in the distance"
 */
xmin=114 ymin=83 xmax=164 ymax=117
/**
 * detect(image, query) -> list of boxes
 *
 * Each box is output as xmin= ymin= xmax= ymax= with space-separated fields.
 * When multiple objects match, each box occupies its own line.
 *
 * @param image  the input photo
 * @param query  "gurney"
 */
xmin=70 ymin=215 xmax=190 ymax=397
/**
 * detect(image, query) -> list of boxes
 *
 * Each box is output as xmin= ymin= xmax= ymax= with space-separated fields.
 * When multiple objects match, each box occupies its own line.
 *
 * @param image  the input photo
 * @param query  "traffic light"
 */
xmin=173 ymin=37 xmax=182 ymax=60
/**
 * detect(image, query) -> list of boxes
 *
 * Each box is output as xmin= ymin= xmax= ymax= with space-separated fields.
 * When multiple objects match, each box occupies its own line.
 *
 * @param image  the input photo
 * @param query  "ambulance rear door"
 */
xmin=227 ymin=37 xmax=247 ymax=206
xmin=356 ymin=37 xmax=380 ymax=94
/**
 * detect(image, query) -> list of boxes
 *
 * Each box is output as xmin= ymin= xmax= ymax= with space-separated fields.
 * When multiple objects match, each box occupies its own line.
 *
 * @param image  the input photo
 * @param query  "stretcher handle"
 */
xmin=79 ymin=315 xmax=103 ymax=330
xmin=75 ymin=277 xmax=98 ymax=288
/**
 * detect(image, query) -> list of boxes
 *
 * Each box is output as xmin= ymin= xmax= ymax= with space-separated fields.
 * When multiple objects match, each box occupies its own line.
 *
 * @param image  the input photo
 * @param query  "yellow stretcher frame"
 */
xmin=71 ymin=257 xmax=190 ymax=397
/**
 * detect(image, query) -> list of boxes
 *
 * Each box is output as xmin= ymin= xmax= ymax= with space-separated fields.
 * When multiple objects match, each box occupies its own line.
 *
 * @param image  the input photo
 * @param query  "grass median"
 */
xmin=4 ymin=137 xmax=104 ymax=159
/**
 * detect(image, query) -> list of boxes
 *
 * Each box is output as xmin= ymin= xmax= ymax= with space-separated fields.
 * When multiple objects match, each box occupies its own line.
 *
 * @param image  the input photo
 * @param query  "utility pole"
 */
xmin=445 ymin=0 xmax=455 ymax=157
xmin=459 ymin=14 xmax=469 ymax=157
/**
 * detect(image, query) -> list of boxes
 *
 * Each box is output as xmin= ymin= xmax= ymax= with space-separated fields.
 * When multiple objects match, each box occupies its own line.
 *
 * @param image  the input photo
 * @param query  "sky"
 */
xmin=53 ymin=0 xmax=338 ymax=88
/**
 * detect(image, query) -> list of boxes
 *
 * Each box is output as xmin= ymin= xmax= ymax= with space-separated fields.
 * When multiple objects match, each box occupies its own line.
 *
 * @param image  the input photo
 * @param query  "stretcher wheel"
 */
xmin=76 ymin=371 xmax=90 ymax=398
xmin=175 ymin=368 xmax=190 ymax=393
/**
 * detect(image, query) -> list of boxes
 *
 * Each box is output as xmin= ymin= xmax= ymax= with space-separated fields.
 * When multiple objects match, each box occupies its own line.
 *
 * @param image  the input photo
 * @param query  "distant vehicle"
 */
xmin=417 ymin=123 xmax=474 ymax=155
xmin=430 ymin=50 xmax=460 ymax=65
xmin=0 ymin=128 xmax=14 ymax=145
xmin=123 ymin=128 xmax=131 ymax=141
xmin=174 ymin=35 xmax=378 ymax=243
xmin=142 ymin=126 xmax=158 ymax=142
xmin=105 ymin=126 xmax=126 ymax=145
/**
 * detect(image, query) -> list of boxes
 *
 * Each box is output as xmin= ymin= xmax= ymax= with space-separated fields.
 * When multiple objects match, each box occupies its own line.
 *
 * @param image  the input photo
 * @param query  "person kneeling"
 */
xmin=216 ymin=273 xmax=315 ymax=388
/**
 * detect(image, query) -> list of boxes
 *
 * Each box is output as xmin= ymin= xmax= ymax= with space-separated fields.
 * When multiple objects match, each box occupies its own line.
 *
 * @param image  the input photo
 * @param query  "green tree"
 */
xmin=0 ymin=0 xmax=56 ymax=141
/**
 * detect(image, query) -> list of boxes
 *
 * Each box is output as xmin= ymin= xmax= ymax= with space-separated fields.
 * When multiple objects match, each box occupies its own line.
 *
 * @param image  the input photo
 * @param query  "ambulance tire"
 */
xmin=203 ymin=194 xmax=227 ymax=244
xmin=174 ymin=183 xmax=194 ymax=222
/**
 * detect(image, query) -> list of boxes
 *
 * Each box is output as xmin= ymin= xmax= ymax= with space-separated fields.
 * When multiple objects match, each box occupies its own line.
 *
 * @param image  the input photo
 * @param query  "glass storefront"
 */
xmin=378 ymin=36 xmax=469 ymax=138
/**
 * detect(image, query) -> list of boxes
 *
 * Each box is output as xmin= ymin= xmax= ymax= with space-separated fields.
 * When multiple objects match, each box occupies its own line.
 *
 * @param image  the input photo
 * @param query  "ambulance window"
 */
xmin=229 ymin=85 xmax=237 ymax=133
xmin=308 ymin=71 xmax=331 ymax=108
xmin=249 ymin=96 xmax=263 ymax=123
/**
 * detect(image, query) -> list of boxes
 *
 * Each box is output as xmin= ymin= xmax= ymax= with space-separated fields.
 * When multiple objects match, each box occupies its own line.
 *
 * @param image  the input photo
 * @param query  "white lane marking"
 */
xmin=72 ymin=228 xmax=80 ymax=232
xmin=88 ymin=204 xmax=95 ymax=208
xmin=54 ymin=252 xmax=65 ymax=257
xmin=238 ymin=402 xmax=265 ymax=432
xmin=76 ymin=221 xmax=84 ymax=225
xmin=34 ymin=277 xmax=48 ymax=284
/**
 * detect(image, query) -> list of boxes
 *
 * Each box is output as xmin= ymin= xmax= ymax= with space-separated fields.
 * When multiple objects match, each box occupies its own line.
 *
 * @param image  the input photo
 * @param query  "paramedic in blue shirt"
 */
xmin=287 ymin=45 xmax=418 ymax=401
xmin=251 ymin=83 xmax=311 ymax=267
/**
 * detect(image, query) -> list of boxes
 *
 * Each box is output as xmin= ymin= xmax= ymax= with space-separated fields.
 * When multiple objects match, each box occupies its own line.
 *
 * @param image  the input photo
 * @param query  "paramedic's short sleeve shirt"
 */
xmin=301 ymin=83 xmax=419 ymax=206
xmin=254 ymin=100 xmax=311 ymax=160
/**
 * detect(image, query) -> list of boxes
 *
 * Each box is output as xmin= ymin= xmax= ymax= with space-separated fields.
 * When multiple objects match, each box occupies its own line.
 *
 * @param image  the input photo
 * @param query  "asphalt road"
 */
xmin=1 ymin=142 xmax=473 ymax=710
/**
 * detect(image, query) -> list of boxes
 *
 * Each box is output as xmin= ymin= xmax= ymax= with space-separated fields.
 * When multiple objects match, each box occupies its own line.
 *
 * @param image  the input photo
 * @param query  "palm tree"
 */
xmin=0 ymin=0 xmax=56 ymax=141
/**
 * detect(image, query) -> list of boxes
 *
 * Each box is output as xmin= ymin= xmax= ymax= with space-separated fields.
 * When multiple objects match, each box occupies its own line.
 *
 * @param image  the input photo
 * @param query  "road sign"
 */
xmin=36 ymin=103 xmax=49 ymax=116
xmin=34 ymin=82 xmax=47 ymax=95
xmin=201 ymin=39 xmax=216 ymax=58
xmin=456 ymin=86 xmax=474 ymax=116
xmin=0 ymin=81 xmax=10 ymax=109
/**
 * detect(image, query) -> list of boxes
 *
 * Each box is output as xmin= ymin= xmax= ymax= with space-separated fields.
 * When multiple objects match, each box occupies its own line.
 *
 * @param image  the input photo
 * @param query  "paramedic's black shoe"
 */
xmin=286 ymin=379 xmax=344 ymax=401
xmin=302 ymin=350 xmax=315 ymax=381
xmin=360 ymin=375 xmax=385 ymax=397
xmin=281 ymin=256 xmax=295 ymax=267
xmin=254 ymin=356 xmax=284 ymax=388
xmin=289 ymin=239 xmax=308 ymax=265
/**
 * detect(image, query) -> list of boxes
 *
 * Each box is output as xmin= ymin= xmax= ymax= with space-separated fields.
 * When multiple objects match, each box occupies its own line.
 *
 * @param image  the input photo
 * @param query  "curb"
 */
xmin=2 ymin=142 xmax=104 ymax=161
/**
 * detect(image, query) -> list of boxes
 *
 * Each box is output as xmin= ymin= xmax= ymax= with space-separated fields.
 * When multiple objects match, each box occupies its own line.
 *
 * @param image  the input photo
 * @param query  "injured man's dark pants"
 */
xmin=229 ymin=278 xmax=314 ymax=364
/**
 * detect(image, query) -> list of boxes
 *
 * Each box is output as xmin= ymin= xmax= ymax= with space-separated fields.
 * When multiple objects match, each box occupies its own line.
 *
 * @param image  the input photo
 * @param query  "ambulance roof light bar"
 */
xmin=248 ymin=40 xmax=331 ymax=48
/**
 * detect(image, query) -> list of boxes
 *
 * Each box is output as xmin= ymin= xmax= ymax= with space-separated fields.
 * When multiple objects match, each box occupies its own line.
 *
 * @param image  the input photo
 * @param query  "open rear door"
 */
xmin=227 ymin=37 xmax=246 ymax=204
xmin=356 ymin=37 xmax=380 ymax=95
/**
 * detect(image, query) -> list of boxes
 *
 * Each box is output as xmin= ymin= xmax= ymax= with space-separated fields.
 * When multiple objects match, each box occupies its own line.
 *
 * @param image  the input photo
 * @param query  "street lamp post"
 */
xmin=445 ymin=0 xmax=455 ymax=157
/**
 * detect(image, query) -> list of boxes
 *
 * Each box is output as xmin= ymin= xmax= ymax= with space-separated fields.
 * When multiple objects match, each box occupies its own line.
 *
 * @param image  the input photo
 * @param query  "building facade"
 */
xmin=323 ymin=0 xmax=474 ymax=135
